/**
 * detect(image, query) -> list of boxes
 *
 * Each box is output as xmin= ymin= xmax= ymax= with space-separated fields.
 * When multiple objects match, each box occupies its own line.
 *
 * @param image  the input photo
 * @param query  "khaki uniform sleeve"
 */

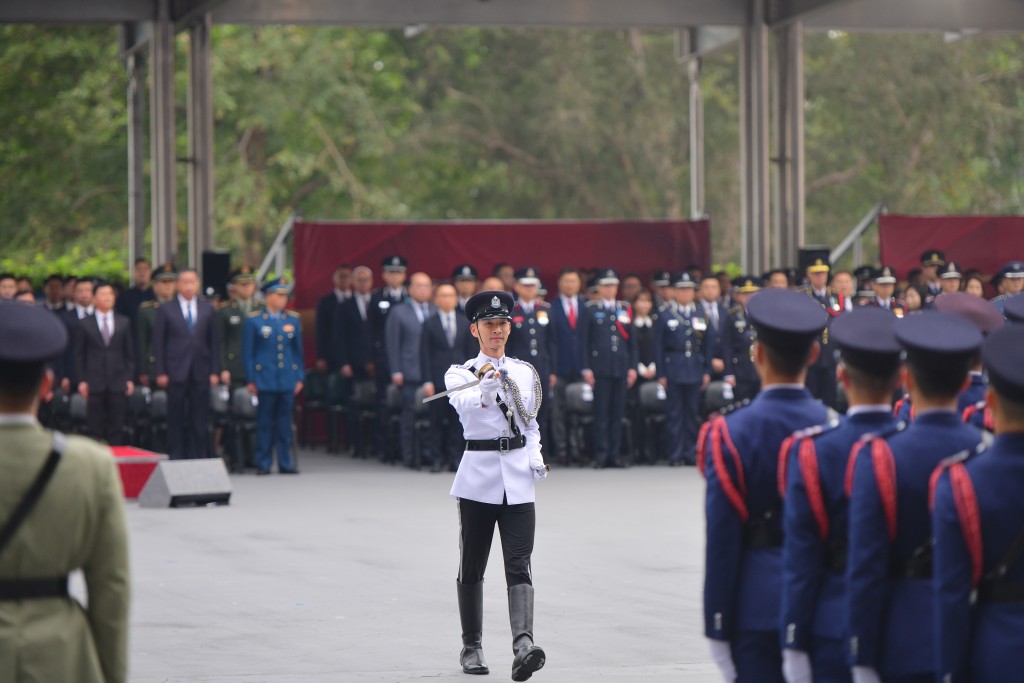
xmin=82 ymin=453 xmax=131 ymax=683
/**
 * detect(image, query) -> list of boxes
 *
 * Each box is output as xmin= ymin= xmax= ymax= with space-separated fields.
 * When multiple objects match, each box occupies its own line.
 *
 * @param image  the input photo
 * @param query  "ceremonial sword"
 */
xmin=422 ymin=362 xmax=499 ymax=403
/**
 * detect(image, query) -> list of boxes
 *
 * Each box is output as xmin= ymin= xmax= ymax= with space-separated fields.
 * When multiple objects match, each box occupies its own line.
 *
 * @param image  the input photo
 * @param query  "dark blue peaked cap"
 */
xmin=466 ymin=290 xmax=514 ymax=323
xmin=831 ymin=307 xmax=902 ymax=375
xmin=894 ymin=311 xmax=982 ymax=356
xmin=745 ymin=288 xmax=827 ymax=348
xmin=983 ymin=325 xmax=1024 ymax=403
xmin=0 ymin=300 xmax=68 ymax=362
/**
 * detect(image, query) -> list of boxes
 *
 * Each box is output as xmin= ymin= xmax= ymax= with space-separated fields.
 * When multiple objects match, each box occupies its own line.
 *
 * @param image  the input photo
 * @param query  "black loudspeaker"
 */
xmin=798 ymin=246 xmax=831 ymax=273
xmin=138 ymin=459 xmax=233 ymax=508
xmin=202 ymin=250 xmax=231 ymax=299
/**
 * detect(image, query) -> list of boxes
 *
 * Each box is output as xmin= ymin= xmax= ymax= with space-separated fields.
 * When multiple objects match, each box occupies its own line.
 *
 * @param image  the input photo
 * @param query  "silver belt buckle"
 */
xmin=498 ymin=437 xmax=510 ymax=453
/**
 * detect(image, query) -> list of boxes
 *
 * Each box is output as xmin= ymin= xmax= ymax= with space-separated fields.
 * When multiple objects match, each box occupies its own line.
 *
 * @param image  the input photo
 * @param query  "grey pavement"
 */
xmin=126 ymin=450 xmax=719 ymax=682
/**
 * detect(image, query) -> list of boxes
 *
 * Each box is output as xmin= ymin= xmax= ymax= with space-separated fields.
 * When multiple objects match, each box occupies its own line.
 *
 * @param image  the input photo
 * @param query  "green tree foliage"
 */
xmin=0 ymin=25 xmax=1022 ymax=275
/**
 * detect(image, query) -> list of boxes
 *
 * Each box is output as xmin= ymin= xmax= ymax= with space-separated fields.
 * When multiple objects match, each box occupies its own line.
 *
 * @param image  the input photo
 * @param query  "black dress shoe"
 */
xmin=256 ymin=468 xmax=271 ymax=476
xmin=279 ymin=467 xmax=300 ymax=474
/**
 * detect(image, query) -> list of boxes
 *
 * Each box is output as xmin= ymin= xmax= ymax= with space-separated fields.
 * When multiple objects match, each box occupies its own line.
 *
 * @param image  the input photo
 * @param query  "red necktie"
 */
xmin=568 ymin=301 xmax=577 ymax=330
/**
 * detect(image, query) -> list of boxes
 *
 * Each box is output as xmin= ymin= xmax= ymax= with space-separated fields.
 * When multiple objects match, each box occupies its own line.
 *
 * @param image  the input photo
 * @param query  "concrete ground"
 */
xmin=125 ymin=450 xmax=718 ymax=682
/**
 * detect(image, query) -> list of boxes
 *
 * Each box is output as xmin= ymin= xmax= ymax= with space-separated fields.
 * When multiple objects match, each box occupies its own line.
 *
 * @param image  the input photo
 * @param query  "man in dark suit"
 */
xmin=386 ymin=272 xmax=435 ymax=468
xmin=698 ymin=275 xmax=729 ymax=381
xmin=315 ymin=263 xmax=352 ymax=373
xmin=153 ymin=268 xmax=221 ymax=459
xmin=115 ymin=258 xmax=155 ymax=327
xmin=74 ymin=282 xmax=135 ymax=444
xmin=548 ymin=267 xmax=584 ymax=464
xmin=336 ymin=266 xmax=375 ymax=456
xmin=421 ymin=283 xmax=476 ymax=472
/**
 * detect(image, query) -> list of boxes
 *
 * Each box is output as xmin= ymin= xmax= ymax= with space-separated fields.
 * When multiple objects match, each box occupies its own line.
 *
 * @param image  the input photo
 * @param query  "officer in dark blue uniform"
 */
xmin=508 ymin=267 xmax=556 ymax=455
xmin=780 ymin=308 xmax=902 ymax=683
xmin=580 ymin=268 xmax=637 ymax=469
xmin=653 ymin=272 xmax=712 ymax=466
xmin=798 ymin=258 xmax=845 ymax=409
xmin=368 ymin=255 xmax=408 ymax=460
xmin=934 ymin=293 xmax=1004 ymax=414
xmin=868 ymin=267 xmax=905 ymax=317
xmin=702 ymin=288 xmax=829 ymax=683
xmin=990 ymin=260 xmax=1024 ymax=317
xmin=846 ymin=313 xmax=984 ymax=683
xmin=933 ymin=324 xmax=1024 ymax=683
xmin=651 ymin=269 xmax=674 ymax=312
xmin=243 ymin=277 xmax=304 ymax=475
xmin=721 ymin=276 xmax=762 ymax=403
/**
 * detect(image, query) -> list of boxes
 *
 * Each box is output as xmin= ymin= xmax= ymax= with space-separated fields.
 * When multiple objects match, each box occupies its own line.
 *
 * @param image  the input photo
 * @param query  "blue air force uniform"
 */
xmin=653 ymin=273 xmax=713 ymax=466
xmin=845 ymin=313 xmax=984 ymax=683
xmin=579 ymin=269 xmax=637 ymax=468
xmin=702 ymin=289 xmax=829 ymax=683
xmin=781 ymin=308 xmax=902 ymax=683
xmin=990 ymin=261 xmax=1024 ymax=317
xmin=243 ymin=278 xmax=304 ymax=474
xmin=933 ymin=326 xmax=1024 ymax=683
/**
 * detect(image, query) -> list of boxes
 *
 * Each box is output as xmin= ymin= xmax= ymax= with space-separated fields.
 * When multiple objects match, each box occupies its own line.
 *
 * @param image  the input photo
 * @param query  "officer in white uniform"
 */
xmin=446 ymin=290 xmax=548 ymax=682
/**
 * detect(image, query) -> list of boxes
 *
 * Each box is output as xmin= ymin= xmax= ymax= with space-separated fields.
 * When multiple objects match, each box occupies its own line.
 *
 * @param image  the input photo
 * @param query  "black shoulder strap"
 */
xmin=989 ymin=524 xmax=1024 ymax=583
xmin=0 ymin=431 xmax=65 ymax=557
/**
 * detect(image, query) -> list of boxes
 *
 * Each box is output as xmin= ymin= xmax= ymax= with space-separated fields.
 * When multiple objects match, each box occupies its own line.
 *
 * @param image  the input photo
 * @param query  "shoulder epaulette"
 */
xmin=247 ymin=310 xmax=263 ymax=318
xmin=796 ymin=285 xmax=812 ymax=295
xmin=776 ymin=417 xmax=841 ymax=498
xmin=217 ymin=300 xmax=232 ymax=310
xmin=140 ymin=300 xmax=158 ymax=309
xmin=537 ymin=301 xmax=551 ymax=309
xmin=285 ymin=309 xmax=300 ymax=318
xmin=727 ymin=304 xmax=742 ymax=315
xmin=793 ymin=417 xmax=842 ymax=442
xmin=991 ymin=294 xmax=1007 ymax=303
xmin=584 ymin=300 xmax=600 ymax=309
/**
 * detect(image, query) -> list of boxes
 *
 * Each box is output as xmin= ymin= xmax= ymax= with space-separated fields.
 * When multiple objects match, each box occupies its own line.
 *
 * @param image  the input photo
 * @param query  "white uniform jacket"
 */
xmin=447 ymin=352 xmax=543 ymax=505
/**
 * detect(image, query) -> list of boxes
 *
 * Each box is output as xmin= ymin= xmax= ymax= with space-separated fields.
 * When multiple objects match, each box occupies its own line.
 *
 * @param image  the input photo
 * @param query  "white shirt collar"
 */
xmin=475 ymin=351 xmax=506 ymax=369
xmin=846 ymin=404 xmax=892 ymax=417
xmin=0 ymin=414 xmax=37 ymax=426
xmin=762 ymin=383 xmax=807 ymax=392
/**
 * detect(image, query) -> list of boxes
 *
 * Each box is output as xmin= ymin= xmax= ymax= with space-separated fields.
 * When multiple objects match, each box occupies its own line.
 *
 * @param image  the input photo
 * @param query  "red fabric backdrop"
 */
xmin=292 ymin=219 xmax=711 ymax=311
xmin=879 ymin=214 xmax=1024 ymax=282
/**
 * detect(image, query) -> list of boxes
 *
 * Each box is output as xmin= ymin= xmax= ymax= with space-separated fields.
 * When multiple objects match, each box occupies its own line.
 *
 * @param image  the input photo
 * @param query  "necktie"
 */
xmin=568 ymin=300 xmax=577 ymax=330
xmin=101 ymin=315 xmax=111 ymax=346
xmin=186 ymin=304 xmax=195 ymax=332
xmin=445 ymin=314 xmax=456 ymax=347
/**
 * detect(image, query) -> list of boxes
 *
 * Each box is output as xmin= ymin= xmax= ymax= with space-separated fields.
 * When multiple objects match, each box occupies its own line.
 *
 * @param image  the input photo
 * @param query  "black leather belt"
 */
xmin=977 ymin=580 xmax=1024 ymax=604
xmin=0 ymin=577 xmax=69 ymax=600
xmin=465 ymin=435 xmax=526 ymax=452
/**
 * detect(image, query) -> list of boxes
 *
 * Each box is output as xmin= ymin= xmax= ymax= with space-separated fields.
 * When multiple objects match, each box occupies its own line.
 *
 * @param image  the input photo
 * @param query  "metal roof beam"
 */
xmin=0 ymin=0 xmax=153 ymax=23
xmin=804 ymin=0 xmax=1024 ymax=32
xmin=766 ymin=0 xmax=850 ymax=26
xmin=212 ymin=0 xmax=749 ymax=28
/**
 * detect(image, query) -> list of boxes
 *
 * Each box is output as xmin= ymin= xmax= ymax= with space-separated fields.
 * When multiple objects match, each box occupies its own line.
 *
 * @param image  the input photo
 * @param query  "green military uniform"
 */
xmin=217 ymin=266 xmax=263 ymax=386
xmin=0 ymin=300 xmax=130 ymax=683
xmin=136 ymin=263 xmax=178 ymax=383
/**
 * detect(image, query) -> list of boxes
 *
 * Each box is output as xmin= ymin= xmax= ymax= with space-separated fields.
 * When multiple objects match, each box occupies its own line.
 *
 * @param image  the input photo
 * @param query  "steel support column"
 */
xmin=187 ymin=13 xmax=215 ymax=272
xmin=773 ymin=21 xmax=805 ymax=268
xmin=126 ymin=50 xmax=146 ymax=273
xmin=688 ymin=58 xmax=706 ymax=220
xmin=149 ymin=3 xmax=176 ymax=265
xmin=739 ymin=0 xmax=771 ymax=274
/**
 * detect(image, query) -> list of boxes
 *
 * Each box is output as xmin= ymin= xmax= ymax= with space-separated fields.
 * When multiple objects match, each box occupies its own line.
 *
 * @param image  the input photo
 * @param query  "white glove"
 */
xmin=530 ymin=455 xmax=548 ymax=480
xmin=782 ymin=649 xmax=812 ymax=683
xmin=479 ymin=371 xmax=500 ymax=406
xmin=851 ymin=666 xmax=882 ymax=683
xmin=707 ymin=639 xmax=737 ymax=683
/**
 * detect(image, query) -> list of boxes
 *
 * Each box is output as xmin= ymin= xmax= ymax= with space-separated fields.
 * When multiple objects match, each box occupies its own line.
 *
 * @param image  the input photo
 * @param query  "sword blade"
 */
xmin=422 ymin=378 xmax=482 ymax=403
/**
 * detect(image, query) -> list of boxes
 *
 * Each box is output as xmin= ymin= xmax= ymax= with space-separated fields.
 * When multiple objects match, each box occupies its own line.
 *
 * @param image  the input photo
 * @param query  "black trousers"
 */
xmin=87 ymin=389 xmax=127 ymax=445
xmin=167 ymin=379 xmax=210 ymax=459
xmin=665 ymin=381 xmax=701 ymax=465
xmin=550 ymin=373 xmax=580 ymax=459
xmin=592 ymin=375 xmax=627 ymax=466
xmin=805 ymin=365 xmax=838 ymax=410
xmin=457 ymin=497 xmax=535 ymax=588
xmin=430 ymin=400 xmax=464 ymax=469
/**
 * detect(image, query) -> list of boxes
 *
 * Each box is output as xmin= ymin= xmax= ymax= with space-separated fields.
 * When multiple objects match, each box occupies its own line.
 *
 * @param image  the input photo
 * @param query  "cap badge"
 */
xmin=491 ymin=296 xmax=500 ymax=308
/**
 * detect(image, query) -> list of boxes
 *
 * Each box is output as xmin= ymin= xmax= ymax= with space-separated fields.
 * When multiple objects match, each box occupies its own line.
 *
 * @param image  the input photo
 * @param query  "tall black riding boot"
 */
xmin=457 ymin=580 xmax=489 ymax=675
xmin=508 ymin=583 xmax=546 ymax=681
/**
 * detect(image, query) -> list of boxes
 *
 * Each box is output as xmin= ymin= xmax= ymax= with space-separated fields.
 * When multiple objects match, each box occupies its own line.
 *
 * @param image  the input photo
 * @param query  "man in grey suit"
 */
xmin=386 ymin=272 xmax=435 ymax=468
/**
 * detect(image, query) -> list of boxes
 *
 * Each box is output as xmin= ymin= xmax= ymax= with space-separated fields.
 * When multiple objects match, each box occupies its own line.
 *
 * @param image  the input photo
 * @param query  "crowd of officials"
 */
xmin=4 ymin=246 xmax=1024 ymax=477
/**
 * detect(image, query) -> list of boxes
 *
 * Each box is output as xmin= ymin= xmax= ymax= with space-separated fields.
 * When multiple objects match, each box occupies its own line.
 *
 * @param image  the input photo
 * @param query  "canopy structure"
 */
xmin=5 ymin=0 xmax=1024 ymax=274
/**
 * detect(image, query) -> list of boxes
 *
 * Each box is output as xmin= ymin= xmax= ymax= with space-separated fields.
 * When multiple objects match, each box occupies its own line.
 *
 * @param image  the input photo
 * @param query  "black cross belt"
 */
xmin=977 ymin=580 xmax=1024 ymax=604
xmin=465 ymin=435 xmax=527 ymax=452
xmin=0 ymin=576 xmax=69 ymax=600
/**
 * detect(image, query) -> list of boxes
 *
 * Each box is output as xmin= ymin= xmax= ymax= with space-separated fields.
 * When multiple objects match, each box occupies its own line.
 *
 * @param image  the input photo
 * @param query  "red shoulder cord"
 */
xmin=777 ymin=434 xmax=797 ymax=498
xmin=929 ymin=463 xmax=984 ymax=586
xmin=844 ymin=441 xmax=863 ymax=498
xmin=869 ymin=438 xmax=899 ymax=542
xmin=710 ymin=418 xmax=749 ymax=522
xmin=893 ymin=396 xmax=909 ymax=418
xmin=797 ymin=438 xmax=830 ymax=541
xmin=697 ymin=416 xmax=718 ymax=478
